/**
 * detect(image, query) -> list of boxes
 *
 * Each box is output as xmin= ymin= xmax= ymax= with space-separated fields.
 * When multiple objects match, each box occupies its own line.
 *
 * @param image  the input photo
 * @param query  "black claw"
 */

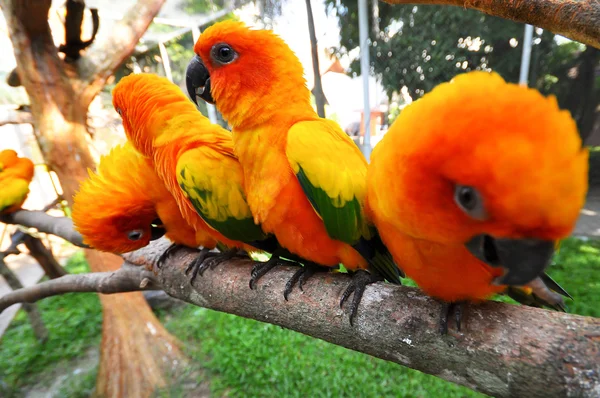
xmin=284 ymin=268 xmax=304 ymax=301
xmin=439 ymin=301 xmax=465 ymax=334
xmin=249 ymin=256 xmax=280 ymax=290
xmin=156 ymin=243 xmax=181 ymax=269
xmin=339 ymin=270 xmax=383 ymax=326
xmin=283 ymin=262 xmax=328 ymax=301
xmin=185 ymin=248 xmax=219 ymax=284
xmin=206 ymin=248 xmax=249 ymax=269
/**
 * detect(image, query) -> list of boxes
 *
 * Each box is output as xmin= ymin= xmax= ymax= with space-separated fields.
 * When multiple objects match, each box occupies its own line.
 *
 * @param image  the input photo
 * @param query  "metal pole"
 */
xmin=519 ymin=24 xmax=534 ymax=86
xmin=192 ymin=27 xmax=218 ymax=124
xmin=358 ymin=0 xmax=371 ymax=160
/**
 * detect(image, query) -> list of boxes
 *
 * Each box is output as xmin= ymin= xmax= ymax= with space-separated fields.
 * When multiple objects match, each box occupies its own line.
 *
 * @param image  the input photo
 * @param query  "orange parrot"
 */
xmin=365 ymin=71 xmax=588 ymax=332
xmin=111 ymin=73 xmax=311 ymax=287
xmin=187 ymin=21 xmax=401 ymax=323
xmin=73 ymin=142 xmax=204 ymax=254
xmin=0 ymin=149 xmax=35 ymax=214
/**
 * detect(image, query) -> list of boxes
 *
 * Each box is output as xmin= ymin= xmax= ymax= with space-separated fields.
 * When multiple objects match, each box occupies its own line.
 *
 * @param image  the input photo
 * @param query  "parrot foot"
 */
xmin=206 ymin=248 xmax=249 ymax=269
xmin=155 ymin=243 xmax=182 ymax=269
xmin=185 ymin=247 xmax=219 ymax=284
xmin=439 ymin=301 xmax=465 ymax=334
xmin=340 ymin=270 xmax=384 ymax=326
xmin=249 ymin=255 xmax=297 ymax=290
xmin=283 ymin=262 xmax=329 ymax=301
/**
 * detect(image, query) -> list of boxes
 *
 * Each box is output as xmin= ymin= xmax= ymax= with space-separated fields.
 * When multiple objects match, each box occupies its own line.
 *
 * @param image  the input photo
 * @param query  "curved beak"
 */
xmin=150 ymin=218 xmax=166 ymax=241
xmin=465 ymin=234 xmax=555 ymax=286
xmin=186 ymin=55 xmax=214 ymax=105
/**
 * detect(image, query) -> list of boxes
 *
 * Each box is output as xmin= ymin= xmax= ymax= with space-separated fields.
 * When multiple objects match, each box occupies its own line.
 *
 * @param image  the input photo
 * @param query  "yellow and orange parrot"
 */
xmin=73 ymin=143 xmax=205 ymax=254
xmin=111 ymin=73 xmax=310 ymax=286
xmin=0 ymin=149 xmax=35 ymax=214
xmin=365 ymin=71 xmax=587 ymax=332
xmin=187 ymin=21 xmax=401 ymax=323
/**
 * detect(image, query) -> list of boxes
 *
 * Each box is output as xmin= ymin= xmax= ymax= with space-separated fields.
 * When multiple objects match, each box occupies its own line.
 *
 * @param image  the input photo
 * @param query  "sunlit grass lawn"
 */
xmin=1 ymin=238 xmax=599 ymax=396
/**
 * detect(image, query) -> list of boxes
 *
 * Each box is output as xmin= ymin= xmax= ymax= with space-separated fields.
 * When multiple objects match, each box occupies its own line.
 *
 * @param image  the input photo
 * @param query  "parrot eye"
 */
xmin=454 ymin=185 xmax=487 ymax=220
xmin=212 ymin=43 xmax=237 ymax=65
xmin=127 ymin=229 xmax=144 ymax=241
xmin=115 ymin=107 xmax=122 ymax=116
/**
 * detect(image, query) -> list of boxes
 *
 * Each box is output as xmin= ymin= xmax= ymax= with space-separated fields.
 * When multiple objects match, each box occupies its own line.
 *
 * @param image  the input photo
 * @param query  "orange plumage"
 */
xmin=0 ymin=149 xmax=35 ymax=214
xmin=366 ymin=72 xmax=588 ymax=303
xmin=193 ymin=21 xmax=372 ymax=270
xmin=112 ymin=73 xmax=258 ymax=252
xmin=73 ymin=143 xmax=205 ymax=254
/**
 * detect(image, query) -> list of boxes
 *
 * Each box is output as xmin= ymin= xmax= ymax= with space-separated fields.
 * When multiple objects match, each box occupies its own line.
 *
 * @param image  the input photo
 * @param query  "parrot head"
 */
xmin=112 ymin=73 xmax=199 ymax=157
xmin=187 ymin=20 xmax=310 ymax=128
xmin=73 ymin=144 xmax=166 ymax=254
xmin=0 ymin=149 xmax=20 ymax=171
xmin=371 ymin=71 xmax=588 ymax=286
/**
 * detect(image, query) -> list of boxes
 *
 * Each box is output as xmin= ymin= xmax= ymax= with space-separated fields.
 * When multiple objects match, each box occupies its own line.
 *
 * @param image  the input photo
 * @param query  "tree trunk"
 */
xmin=305 ymin=0 xmax=327 ymax=118
xmin=23 ymin=234 xmax=67 ymax=279
xmin=1 ymin=0 xmax=184 ymax=395
xmin=565 ymin=47 xmax=599 ymax=144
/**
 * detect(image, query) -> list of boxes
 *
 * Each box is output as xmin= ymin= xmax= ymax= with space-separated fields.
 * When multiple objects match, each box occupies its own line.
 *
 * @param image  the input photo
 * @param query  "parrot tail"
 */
xmin=353 ymin=232 xmax=403 ymax=285
xmin=505 ymin=272 xmax=571 ymax=311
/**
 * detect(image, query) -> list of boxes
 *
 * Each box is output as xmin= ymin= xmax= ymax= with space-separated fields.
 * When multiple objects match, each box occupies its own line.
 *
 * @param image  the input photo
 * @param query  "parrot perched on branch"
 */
xmin=111 ymin=73 xmax=305 ymax=284
xmin=0 ymin=149 xmax=35 ymax=214
xmin=73 ymin=143 xmax=205 ymax=254
xmin=365 ymin=71 xmax=588 ymax=332
xmin=187 ymin=21 xmax=401 ymax=323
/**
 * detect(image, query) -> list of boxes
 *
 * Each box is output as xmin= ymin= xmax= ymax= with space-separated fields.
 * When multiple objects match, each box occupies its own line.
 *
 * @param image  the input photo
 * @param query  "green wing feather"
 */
xmin=177 ymin=148 xmax=267 ymax=243
xmin=287 ymin=119 xmax=371 ymax=244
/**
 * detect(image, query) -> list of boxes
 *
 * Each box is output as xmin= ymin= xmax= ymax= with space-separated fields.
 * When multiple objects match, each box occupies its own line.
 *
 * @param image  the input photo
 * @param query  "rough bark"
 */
xmin=305 ymin=0 xmax=327 ymax=118
xmin=0 ymin=256 xmax=48 ymax=342
xmin=0 ymin=210 xmax=88 ymax=248
xmin=3 ymin=238 xmax=599 ymax=398
xmin=0 ymin=0 xmax=183 ymax=395
xmin=381 ymin=0 xmax=600 ymax=49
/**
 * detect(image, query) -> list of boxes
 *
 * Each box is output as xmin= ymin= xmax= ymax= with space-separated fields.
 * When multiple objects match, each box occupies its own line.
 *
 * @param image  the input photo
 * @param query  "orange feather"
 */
xmin=194 ymin=21 xmax=366 ymax=269
xmin=112 ymin=73 xmax=250 ymax=250
xmin=366 ymin=72 xmax=588 ymax=302
xmin=73 ymin=143 xmax=207 ymax=254
xmin=0 ymin=149 xmax=35 ymax=214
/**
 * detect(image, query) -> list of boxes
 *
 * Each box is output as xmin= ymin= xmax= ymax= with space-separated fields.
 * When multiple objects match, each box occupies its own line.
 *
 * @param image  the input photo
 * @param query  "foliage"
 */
xmin=325 ymin=1 xmax=599 ymax=138
xmin=0 ymin=252 xmax=102 ymax=393
xmin=327 ymin=3 xmax=541 ymax=96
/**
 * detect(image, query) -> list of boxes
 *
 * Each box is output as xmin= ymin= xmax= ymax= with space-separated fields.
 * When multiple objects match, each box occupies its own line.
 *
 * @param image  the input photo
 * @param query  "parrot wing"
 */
xmin=0 ymin=177 xmax=30 ymax=213
xmin=176 ymin=147 xmax=268 ymax=244
xmin=286 ymin=118 xmax=370 ymax=244
xmin=287 ymin=119 xmax=402 ymax=284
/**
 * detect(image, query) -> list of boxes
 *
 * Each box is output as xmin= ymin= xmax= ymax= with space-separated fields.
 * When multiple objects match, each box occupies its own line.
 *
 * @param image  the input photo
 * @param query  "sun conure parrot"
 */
xmin=187 ymin=21 xmax=402 ymax=323
xmin=365 ymin=71 xmax=588 ymax=332
xmin=111 ymin=73 xmax=309 ymax=287
xmin=72 ymin=142 xmax=204 ymax=254
xmin=0 ymin=149 xmax=35 ymax=214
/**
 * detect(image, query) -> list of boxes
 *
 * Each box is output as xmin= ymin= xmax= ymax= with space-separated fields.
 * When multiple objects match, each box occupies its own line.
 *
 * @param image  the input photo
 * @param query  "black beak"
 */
xmin=186 ymin=55 xmax=214 ymax=105
xmin=150 ymin=218 xmax=166 ymax=241
xmin=465 ymin=234 xmax=555 ymax=286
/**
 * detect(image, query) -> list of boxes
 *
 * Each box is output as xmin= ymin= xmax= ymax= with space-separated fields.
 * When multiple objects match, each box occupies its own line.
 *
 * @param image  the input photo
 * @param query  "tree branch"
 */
xmin=0 ymin=108 xmax=33 ymax=126
xmin=4 ymin=238 xmax=597 ymax=397
xmin=382 ymin=0 xmax=600 ymax=49
xmin=78 ymin=0 xmax=166 ymax=100
xmin=0 ymin=262 xmax=158 ymax=311
xmin=0 ymin=210 xmax=88 ymax=248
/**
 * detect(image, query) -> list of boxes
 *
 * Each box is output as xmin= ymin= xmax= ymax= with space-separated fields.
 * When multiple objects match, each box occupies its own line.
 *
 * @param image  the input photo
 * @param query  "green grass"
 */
xmin=1 ymin=238 xmax=599 ymax=397
xmin=0 ymin=252 xmax=102 ymax=392
xmin=160 ymin=307 xmax=483 ymax=398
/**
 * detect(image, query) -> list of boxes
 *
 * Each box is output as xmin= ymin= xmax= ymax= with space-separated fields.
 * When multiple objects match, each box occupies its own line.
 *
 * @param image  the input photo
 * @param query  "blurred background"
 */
xmin=0 ymin=0 xmax=598 ymax=396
